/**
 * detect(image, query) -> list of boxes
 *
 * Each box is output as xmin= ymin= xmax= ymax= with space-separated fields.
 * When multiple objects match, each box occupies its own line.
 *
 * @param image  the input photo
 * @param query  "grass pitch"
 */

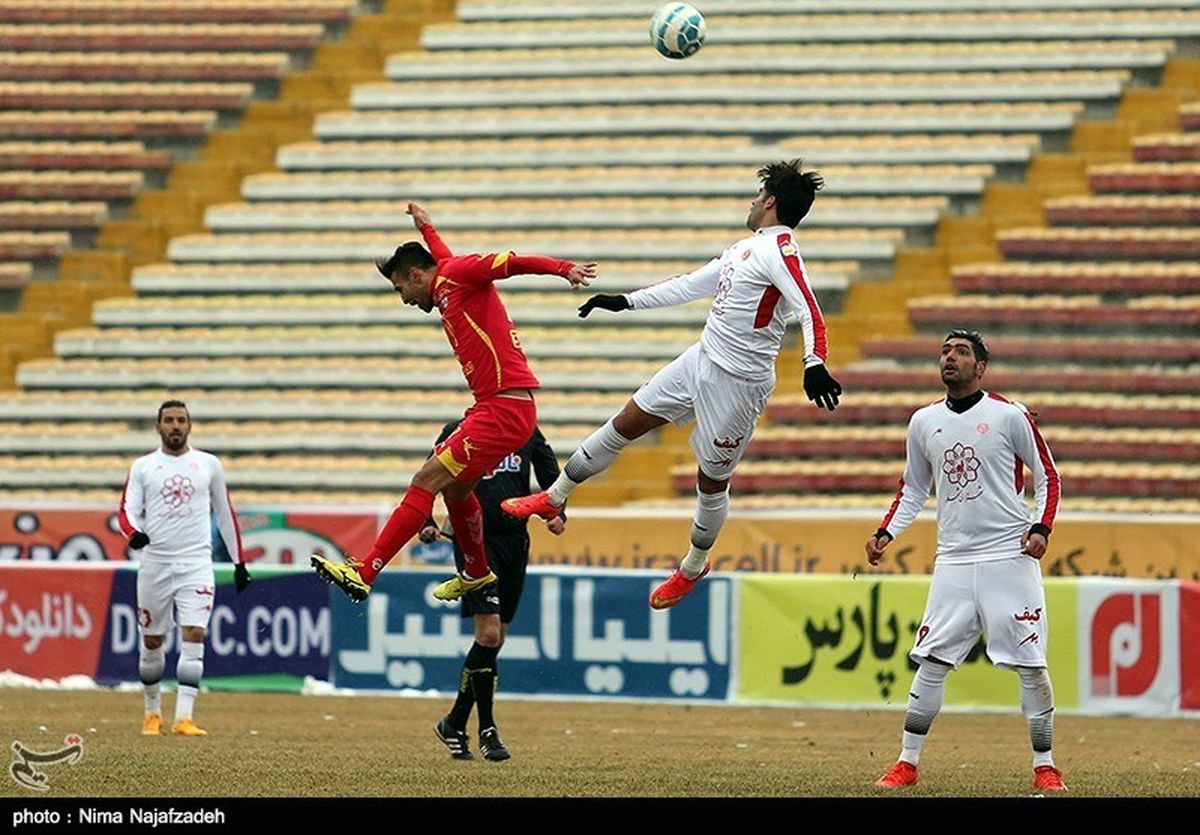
xmin=1 ymin=690 xmax=1197 ymax=798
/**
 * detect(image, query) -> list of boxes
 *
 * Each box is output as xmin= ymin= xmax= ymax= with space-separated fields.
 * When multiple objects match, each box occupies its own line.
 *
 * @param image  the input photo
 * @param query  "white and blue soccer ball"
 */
xmin=649 ymin=3 xmax=706 ymax=60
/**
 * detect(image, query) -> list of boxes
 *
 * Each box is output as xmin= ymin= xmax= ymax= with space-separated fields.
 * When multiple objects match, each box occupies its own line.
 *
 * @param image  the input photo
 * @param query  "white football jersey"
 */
xmin=880 ymin=392 xmax=1061 ymax=564
xmin=626 ymin=224 xmax=828 ymax=381
xmin=118 ymin=448 xmax=243 ymax=564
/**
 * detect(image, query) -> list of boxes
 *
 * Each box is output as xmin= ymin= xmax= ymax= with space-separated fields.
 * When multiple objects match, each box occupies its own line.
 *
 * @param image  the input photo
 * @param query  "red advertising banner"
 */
xmin=0 ymin=505 xmax=382 ymax=566
xmin=0 ymin=565 xmax=116 ymax=678
xmin=1180 ymin=581 xmax=1200 ymax=711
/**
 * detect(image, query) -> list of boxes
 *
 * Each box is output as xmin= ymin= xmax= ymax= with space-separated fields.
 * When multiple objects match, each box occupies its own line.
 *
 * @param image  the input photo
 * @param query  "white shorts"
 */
xmin=910 ymin=557 xmax=1049 ymax=670
xmin=632 ymin=342 xmax=775 ymax=481
xmin=136 ymin=560 xmax=216 ymax=636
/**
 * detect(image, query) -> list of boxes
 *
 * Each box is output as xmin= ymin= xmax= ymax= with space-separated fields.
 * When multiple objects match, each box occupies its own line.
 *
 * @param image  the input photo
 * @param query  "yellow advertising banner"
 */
xmin=736 ymin=574 xmax=1078 ymax=709
xmin=528 ymin=512 xmax=1199 ymax=580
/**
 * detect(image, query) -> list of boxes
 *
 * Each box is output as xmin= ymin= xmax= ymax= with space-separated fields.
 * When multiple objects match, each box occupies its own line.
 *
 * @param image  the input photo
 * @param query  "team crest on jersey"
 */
xmin=942 ymin=442 xmax=984 ymax=503
xmin=160 ymin=475 xmax=195 ymax=509
xmin=977 ymin=422 xmax=990 ymax=435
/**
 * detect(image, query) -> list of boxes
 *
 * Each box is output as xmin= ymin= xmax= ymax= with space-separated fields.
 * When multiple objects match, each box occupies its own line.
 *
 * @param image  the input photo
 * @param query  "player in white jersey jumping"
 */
xmin=866 ymin=330 xmax=1066 ymax=792
xmin=118 ymin=400 xmax=250 ymax=737
xmin=502 ymin=160 xmax=842 ymax=610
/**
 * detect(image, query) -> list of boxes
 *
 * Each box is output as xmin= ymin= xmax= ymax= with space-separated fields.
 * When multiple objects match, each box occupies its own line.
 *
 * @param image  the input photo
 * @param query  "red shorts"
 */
xmin=433 ymin=395 xmax=538 ymax=484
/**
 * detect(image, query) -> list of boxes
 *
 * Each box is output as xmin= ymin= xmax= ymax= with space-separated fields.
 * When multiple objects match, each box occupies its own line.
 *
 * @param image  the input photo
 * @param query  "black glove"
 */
xmin=577 ymin=294 xmax=630 ymax=318
xmin=128 ymin=531 xmax=150 ymax=550
xmin=235 ymin=563 xmax=252 ymax=594
xmin=804 ymin=364 xmax=842 ymax=411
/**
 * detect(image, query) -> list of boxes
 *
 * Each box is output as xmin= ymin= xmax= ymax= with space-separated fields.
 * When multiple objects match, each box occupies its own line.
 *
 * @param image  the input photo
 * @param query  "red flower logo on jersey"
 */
xmin=161 ymin=474 xmax=195 ymax=509
xmin=942 ymin=443 xmax=981 ymax=486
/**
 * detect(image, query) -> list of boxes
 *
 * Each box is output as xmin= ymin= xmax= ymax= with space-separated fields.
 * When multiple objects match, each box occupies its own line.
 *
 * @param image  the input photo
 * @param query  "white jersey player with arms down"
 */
xmin=503 ymin=159 xmax=842 ymax=610
xmin=118 ymin=399 xmax=251 ymax=738
xmin=867 ymin=330 xmax=1066 ymax=793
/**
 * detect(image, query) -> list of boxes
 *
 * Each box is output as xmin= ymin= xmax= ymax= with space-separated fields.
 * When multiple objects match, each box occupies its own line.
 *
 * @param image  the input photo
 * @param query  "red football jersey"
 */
xmin=419 ymin=223 xmax=572 ymax=400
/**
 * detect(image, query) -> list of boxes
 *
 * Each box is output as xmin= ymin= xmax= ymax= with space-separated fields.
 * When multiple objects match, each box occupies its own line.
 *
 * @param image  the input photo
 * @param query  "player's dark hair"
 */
xmin=759 ymin=159 xmax=824 ymax=227
xmin=944 ymin=329 xmax=990 ymax=363
xmin=157 ymin=399 xmax=188 ymax=422
xmin=376 ymin=242 xmax=435 ymax=281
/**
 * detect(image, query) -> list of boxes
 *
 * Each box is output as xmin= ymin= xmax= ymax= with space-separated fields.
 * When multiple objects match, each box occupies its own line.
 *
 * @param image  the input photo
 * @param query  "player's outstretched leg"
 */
xmin=434 ymin=493 xmax=498 ymax=600
xmin=875 ymin=660 xmax=950 ymax=788
xmin=1020 ymin=667 xmax=1067 ymax=791
xmin=650 ymin=484 xmax=728 ymax=610
xmin=502 ymin=418 xmax=632 ymax=521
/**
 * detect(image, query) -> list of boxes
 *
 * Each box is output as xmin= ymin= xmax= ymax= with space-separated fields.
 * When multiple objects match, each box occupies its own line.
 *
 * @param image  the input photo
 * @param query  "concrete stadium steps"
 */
xmin=0 ymin=420 xmax=594 ymax=457
xmin=0 ymin=1 xmax=355 ymax=25
xmin=0 ymin=24 xmax=327 ymax=52
xmin=836 ymin=361 xmax=1200 ymax=394
xmin=629 ymin=493 xmax=1200 ymax=515
xmin=950 ymin=262 xmax=1200 ymax=294
xmin=1183 ymin=102 xmax=1200 ymax=131
xmin=420 ymin=10 xmax=1200 ymax=50
xmin=14 ymin=356 xmax=667 ymax=392
xmin=244 ymin=165 xmax=995 ymax=199
xmin=54 ymin=325 xmax=702 ymax=362
xmin=0 ymin=201 xmax=108 ymax=231
xmin=0 ymin=111 xmax=216 ymax=140
xmin=129 ymin=261 xmax=858 ymax=297
xmin=0 ymin=453 xmax=431 ymax=491
xmin=907 ymin=294 xmax=1199 ymax=331
xmin=205 ymin=196 xmax=948 ymax=232
xmin=0 ymin=52 xmax=291 ymax=83
xmin=1088 ymin=162 xmax=1200 ymax=193
xmin=276 ymin=134 xmax=1040 ymax=171
xmin=670 ymin=459 xmax=1200 ymax=498
xmin=1134 ymin=133 xmax=1200 ymax=162
xmin=0 ymin=171 xmax=143 ymax=200
xmin=0 ymin=141 xmax=170 ymax=171
xmin=1044 ymin=195 xmax=1200 ymax=226
xmin=996 ymin=227 xmax=1200 ymax=259
xmin=353 ymin=71 xmax=1130 ymax=109
xmin=313 ymin=102 xmax=1084 ymax=140
xmin=0 ymin=263 xmax=31 ymax=287
xmin=0 ymin=231 xmax=70 ymax=260
xmin=164 ymin=229 xmax=902 ymax=266
xmin=89 ymin=292 xmax=716 ymax=328
xmin=0 ymin=82 xmax=255 ymax=111
xmin=765 ymin=392 xmax=1200 ymax=429
xmin=747 ymin=425 xmax=1200 ymax=463
xmin=860 ymin=334 xmax=1200 ymax=365
xmin=456 ymin=1 xmax=1198 ymax=21
xmin=384 ymin=40 xmax=1173 ymax=79
xmin=0 ymin=389 xmax=627 ymax=425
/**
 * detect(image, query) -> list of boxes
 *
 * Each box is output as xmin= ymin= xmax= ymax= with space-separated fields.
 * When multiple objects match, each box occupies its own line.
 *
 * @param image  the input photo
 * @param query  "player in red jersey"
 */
xmin=312 ymin=203 xmax=596 ymax=603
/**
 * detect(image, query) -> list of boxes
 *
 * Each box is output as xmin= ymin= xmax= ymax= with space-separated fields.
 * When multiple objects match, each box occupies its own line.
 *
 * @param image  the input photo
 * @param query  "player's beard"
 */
xmin=162 ymin=431 xmax=188 ymax=452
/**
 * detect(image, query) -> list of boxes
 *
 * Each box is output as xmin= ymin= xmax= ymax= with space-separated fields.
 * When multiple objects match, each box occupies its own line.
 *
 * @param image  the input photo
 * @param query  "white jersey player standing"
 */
xmin=502 ymin=160 xmax=842 ymax=610
xmin=867 ymin=330 xmax=1066 ymax=792
xmin=118 ymin=399 xmax=250 ymax=737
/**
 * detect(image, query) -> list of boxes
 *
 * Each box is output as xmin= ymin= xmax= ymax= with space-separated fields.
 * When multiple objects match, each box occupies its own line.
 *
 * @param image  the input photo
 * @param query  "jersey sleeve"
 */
xmin=417 ymin=221 xmax=454 ymax=262
xmin=767 ymin=234 xmax=828 ymax=367
xmin=443 ymin=251 xmax=572 ymax=286
xmin=1009 ymin=405 xmax=1062 ymax=533
xmin=117 ymin=459 xmax=145 ymax=537
xmin=627 ymin=257 xmax=722 ymax=310
xmin=878 ymin=411 xmax=934 ymax=540
xmin=208 ymin=456 xmax=245 ymax=564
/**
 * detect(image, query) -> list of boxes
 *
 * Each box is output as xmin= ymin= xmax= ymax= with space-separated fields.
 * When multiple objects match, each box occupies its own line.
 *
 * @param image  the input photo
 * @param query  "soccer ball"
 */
xmin=649 ymin=3 xmax=706 ymax=60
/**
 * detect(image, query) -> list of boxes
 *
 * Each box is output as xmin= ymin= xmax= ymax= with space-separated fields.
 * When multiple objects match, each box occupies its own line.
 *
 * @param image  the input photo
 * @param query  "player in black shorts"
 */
xmin=422 ymin=419 xmax=566 ymax=762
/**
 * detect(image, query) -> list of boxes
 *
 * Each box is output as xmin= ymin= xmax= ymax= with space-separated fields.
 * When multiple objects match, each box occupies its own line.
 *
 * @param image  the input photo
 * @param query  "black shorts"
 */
xmin=456 ymin=532 xmax=529 ymax=624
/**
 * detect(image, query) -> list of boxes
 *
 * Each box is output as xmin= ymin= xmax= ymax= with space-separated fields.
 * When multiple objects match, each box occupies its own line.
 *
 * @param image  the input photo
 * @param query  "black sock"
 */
xmin=446 ymin=665 xmax=475 ymax=729
xmin=461 ymin=642 xmax=500 ymax=730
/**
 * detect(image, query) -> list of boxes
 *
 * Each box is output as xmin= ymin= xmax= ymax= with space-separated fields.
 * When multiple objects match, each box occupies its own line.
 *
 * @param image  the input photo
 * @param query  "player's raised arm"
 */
xmin=407 ymin=202 xmax=454 ymax=261
xmin=579 ymin=257 xmax=721 ymax=318
xmin=447 ymin=250 xmax=595 ymax=288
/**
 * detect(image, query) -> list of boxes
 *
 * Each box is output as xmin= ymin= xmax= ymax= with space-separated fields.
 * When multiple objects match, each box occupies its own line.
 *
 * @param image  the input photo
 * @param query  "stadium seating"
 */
xmin=0 ymin=0 xmax=1196 ymax=513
